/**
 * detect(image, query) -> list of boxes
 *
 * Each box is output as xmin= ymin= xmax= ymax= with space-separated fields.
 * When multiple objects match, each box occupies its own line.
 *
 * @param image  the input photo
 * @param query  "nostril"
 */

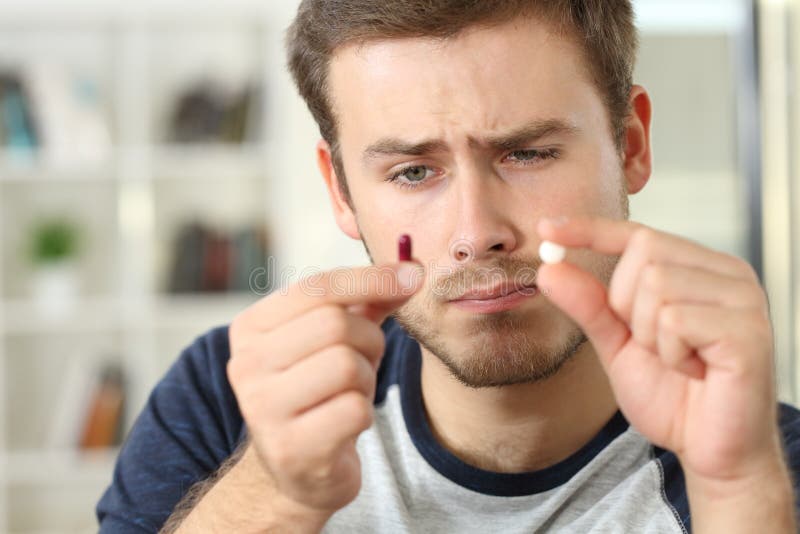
xmin=450 ymin=239 xmax=475 ymax=263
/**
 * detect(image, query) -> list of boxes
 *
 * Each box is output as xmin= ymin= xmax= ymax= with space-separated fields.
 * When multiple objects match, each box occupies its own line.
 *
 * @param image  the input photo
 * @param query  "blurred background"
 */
xmin=0 ymin=0 xmax=797 ymax=531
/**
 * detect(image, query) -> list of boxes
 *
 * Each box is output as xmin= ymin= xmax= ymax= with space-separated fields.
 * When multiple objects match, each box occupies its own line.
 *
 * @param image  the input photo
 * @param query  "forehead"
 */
xmin=327 ymin=17 xmax=599 ymax=148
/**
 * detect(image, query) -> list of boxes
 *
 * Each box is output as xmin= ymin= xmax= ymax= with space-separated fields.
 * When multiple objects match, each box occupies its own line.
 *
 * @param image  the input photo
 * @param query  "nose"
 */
xmin=448 ymin=167 xmax=518 ymax=263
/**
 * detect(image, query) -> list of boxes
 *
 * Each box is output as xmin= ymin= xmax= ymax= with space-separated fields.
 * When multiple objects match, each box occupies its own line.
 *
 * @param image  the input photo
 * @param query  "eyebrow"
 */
xmin=483 ymin=119 xmax=579 ymax=151
xmin=362 ymin=119 xmax=579 ymax=164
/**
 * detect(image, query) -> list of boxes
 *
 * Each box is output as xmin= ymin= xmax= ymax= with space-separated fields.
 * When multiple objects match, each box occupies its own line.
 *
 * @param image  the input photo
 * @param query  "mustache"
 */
xmin=428 ymin=256 xmax=542 ymax=300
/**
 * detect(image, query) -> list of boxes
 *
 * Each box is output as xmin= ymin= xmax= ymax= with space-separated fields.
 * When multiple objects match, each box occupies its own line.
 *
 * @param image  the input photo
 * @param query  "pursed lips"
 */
xmin=450 ymin=281 xmax=538 ymax=301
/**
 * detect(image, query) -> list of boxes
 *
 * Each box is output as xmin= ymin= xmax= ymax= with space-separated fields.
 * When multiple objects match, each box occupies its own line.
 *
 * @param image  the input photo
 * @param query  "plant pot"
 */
xmin=30 ymin=260 xmax=80 ymax=319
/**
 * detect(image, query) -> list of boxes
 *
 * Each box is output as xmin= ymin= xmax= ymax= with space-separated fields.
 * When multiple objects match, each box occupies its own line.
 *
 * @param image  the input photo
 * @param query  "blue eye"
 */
xmin=387 ymin=165 xmax=434 ymax=189
xmin=401 ymin=166 xmax=429 ymax=182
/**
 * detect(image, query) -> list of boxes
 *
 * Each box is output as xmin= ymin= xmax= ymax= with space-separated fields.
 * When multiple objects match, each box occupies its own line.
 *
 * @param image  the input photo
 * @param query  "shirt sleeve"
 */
xmin=778 ymin=403 xmax=800 ymax=521
xmin=96 ymin=325 xmax=245 ymax=533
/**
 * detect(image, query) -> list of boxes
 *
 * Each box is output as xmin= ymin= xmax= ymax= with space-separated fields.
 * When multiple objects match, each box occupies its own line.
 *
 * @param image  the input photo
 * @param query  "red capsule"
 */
xmin=398 ymin=234 xmax=412 ymax=262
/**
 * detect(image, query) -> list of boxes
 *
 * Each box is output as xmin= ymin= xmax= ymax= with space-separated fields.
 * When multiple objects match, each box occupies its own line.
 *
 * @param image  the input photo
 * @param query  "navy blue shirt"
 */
xmin=96 ymin=319 xmax=800 ymax=532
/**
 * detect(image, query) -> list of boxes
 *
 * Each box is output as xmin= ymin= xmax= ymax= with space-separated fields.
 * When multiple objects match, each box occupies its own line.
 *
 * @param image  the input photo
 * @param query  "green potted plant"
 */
xmin=28 ymin=217 xmax=82 ymax=318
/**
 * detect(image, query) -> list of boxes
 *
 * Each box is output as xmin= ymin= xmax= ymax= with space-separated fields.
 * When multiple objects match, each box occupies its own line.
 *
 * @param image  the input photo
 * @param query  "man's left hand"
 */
xmin=535 ymin=216 xmax=787 ymax=492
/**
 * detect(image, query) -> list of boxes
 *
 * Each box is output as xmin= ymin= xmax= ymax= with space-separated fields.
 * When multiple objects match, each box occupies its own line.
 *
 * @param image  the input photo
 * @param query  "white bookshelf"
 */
xmin=0 ymin=1 xmax=341 ymax=532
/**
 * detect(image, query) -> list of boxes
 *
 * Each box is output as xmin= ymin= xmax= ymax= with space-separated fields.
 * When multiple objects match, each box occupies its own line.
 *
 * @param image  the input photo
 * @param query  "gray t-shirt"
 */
xmin=325 ymin=319 xmax=688 ymax=533
xmin=97 ymin=318 xmax=800 ymax=533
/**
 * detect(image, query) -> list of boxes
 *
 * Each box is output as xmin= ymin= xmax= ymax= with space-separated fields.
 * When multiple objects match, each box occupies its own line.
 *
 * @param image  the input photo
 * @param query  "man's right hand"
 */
xmin=224 ymin=261 xmax=423 ymax=526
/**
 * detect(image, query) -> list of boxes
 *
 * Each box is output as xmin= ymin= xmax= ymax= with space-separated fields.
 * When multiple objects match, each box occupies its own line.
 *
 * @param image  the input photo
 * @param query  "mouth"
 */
xmin=448 ymin=282 xmax=539 ymax=314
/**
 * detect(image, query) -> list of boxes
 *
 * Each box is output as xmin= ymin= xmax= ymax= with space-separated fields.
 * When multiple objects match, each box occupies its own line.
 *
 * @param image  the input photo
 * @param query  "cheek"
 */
xmin=510 ymin=163 xmax=599 ymax=218
xmin=355 ymin=183 xmax=452 ymax=259
xmin=345 ymin=175 xmax=401 ymax=261
xmin=535 ymin=151 xmax=624 ymax=218
xmin=355 ymin=201 xmax=437 ymax=264
xmin=355 ymin=217 xmax=394 ymax=263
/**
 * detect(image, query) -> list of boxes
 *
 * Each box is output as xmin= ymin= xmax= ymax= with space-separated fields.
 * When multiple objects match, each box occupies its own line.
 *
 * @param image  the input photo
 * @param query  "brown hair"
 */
xmin=286 ymin=0 xmax=639 ymax=201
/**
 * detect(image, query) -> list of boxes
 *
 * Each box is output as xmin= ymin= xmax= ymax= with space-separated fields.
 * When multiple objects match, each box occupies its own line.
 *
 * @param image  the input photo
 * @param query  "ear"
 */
xmin=621 ymin=85 xmax=653 ymax=195
xmin=316 ymin=139 xmax=360 ymax=240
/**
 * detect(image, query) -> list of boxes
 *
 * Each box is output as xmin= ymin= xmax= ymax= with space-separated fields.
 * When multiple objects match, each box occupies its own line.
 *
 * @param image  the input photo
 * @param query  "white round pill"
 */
xmin=539 ymin=240 xmax=566 ymax=264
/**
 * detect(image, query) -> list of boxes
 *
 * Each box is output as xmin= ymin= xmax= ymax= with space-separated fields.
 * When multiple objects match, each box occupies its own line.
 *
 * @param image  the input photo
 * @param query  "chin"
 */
xmin=396 ymin=300 xmax=588 ymax=388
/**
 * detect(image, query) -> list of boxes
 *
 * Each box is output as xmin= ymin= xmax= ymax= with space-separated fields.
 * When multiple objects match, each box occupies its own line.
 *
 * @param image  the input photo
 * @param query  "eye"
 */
xmin=387 ymin=165 xmax=436 ymax=189
xmin=505 ymin=148 xmax=560 ymax=165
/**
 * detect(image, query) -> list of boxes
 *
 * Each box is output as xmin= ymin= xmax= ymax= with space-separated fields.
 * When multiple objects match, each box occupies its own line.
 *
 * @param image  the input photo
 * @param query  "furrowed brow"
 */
xmin=363 ymin=138 xmax=448 ymax=163
xmin=481 ymin=119 xmax=579 ymax=151
xmin=361 ymin=119 xmax=578 ymax=164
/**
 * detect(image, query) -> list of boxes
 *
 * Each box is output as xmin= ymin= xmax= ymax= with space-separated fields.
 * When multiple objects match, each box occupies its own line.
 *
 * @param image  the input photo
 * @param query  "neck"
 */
xmin=419 ymin=342 xmax=618 ymax=473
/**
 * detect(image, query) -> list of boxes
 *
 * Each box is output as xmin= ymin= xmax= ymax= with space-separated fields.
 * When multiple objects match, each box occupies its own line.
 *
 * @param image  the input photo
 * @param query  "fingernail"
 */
xmin=397 ymin=263 xmax=423 ymax=292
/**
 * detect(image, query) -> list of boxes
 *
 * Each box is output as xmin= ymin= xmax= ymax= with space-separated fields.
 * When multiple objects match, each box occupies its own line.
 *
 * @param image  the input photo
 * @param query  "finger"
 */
xmin=237 ymin=262 xmax=425 ymax=332
xmin=227 ymin=306 xmax=385 ymax=388
xmin=612 ymin=235 xmax=756 ymax=324
xmin=536 ymin=261 xmax=630 ymax=368
xmin=271 ymin=345 xmax=376 ymax=416
xmin=537 ymin=218 xmax=757 ymax=323
xmin=289 ymin=390 xmax=373 ymax=460
xmin=656 ymin=303 xmax=771 ymax=374
xmin=656 ymin=319 xmax=706 ymax=380
xmin=265 ymin=305 xmax=385 ymax=371
xmin=537 ymin=216 xmax=641 ymax=255
xmin=348 ymin=253 xmax=425 ymax=324
xmin=538 ymin=218 xmax=751 ymax=278
xmin=631 ymin=264 xmax=767 ymax=354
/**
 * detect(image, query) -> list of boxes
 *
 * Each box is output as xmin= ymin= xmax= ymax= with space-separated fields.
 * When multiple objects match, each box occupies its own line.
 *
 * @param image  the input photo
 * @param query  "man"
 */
xmin=97 ymin=1 xmax=800 ymax=532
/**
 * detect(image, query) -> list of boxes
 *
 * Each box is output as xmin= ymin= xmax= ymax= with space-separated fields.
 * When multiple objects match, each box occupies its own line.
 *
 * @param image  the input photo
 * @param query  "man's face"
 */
xmin=328 ymin=16 xmax=628 ymax=388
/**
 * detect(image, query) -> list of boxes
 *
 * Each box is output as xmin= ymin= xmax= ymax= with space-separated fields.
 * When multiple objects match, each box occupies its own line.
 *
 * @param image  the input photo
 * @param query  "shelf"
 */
xmin=0 ymin=4 xmax=293 ymax=533
xmin=3 ymin=448 xmax=118 ymax=485
xmin=0 ymin=297 xmax=122 ymax=335
xmin=0 ymin=293 xmax=259 ymax=334
xmin=152 ymin=143 xmax=266 ymax=180
xmin=0 ymin=0 xmax=277 ymax=25
xmin=0 ymin=156 xmax=116 ymax=183
xmin=0 ymin=144 xmax=267 ymax=183
xmin=153 ymin=292 xmax=258 ymax=330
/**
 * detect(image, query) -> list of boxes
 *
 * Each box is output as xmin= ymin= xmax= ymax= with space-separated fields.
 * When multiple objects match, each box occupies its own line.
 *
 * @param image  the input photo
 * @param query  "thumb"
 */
xmin=536 ymin=262 xmax=630 ymax=368
xmin=348 ymin=261 xmax=425 ymax=323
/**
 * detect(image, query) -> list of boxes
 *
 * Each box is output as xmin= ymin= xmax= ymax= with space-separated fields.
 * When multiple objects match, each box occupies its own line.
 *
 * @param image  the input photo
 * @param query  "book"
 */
xmin=23 ymin=63 xmax=112 ymax=168
xmin=167 ymin=221 xmax=270 ymax=294
xmin=78 ymin=363 xmax=126 ymax=450
xmin=167 ymin=80 xmax=258 ymax=144
xmin=48 ymin=358 xmax=127 ymax=451
xmin=0 ymin=72 xmax=39 ymax=155
xmin=46 ymin=356 xmax=95 ymax=451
